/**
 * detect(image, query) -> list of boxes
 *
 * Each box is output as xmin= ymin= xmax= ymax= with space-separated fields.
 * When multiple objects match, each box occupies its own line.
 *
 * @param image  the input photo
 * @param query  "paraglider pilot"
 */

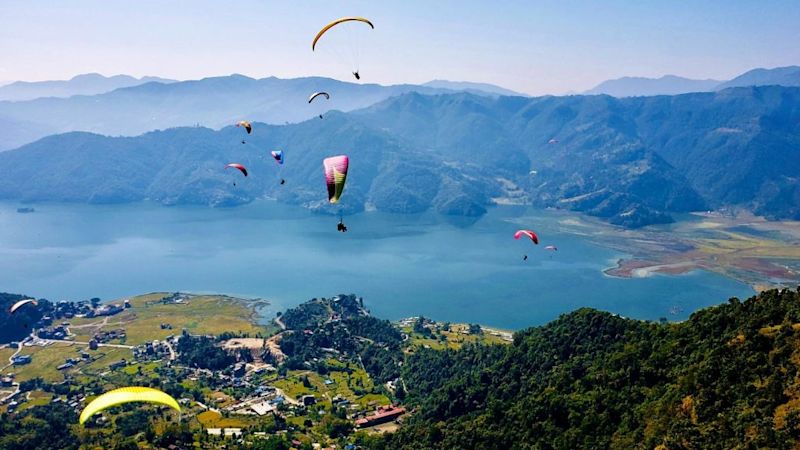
xmin=337 ymin=219 xmax=348 ymax=232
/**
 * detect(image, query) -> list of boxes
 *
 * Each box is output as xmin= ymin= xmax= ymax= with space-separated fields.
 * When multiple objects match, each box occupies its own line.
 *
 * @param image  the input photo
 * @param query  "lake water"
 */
xmin=0 ymin=201 xmax=754 ymax=330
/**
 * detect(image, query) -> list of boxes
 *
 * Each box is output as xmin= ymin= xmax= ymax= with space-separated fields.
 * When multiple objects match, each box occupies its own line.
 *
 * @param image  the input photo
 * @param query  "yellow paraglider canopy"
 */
xmin=312 ymin=17 xmax=374 ymax=51
xmin=80 ymin=387 xmax=181 ymax=425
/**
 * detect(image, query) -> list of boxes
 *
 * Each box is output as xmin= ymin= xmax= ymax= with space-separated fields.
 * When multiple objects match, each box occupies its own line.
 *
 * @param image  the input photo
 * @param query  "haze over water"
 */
xmin=0 ymin=201 xmax=753 ymax=329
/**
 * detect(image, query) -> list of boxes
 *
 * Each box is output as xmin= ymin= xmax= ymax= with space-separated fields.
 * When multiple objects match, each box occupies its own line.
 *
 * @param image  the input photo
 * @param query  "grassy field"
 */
xmin=3 ymin=342 xmax=76 ymax=382
xmin=403 ymin=323 xmax=511 ymax=351
xmin=0 ymin=346 xmax=17 ymax=363
xmin=274 ymin=367 xmax=390 ymax=408
xmin=17 ymin=391 xmax=53 ymax=412
xmin=81 ymin=347 xmax=133 ymax=375
xmin=68 ymin=293 xmax=267 ymax=346
xmin=122 ymin=293 xmax=266 ymax=344
xmin=196 ymin=410 xmax=254 ymax=428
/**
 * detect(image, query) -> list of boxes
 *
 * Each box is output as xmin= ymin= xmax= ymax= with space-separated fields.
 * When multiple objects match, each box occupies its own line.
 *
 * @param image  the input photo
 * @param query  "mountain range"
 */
xmin=0 ymin=66 xmax=797 ymax=152
xmin=0 ymin=73 xmax=175 ymax=102
xmin=0 ymin=85 xmax=797 ymax=227
xmin=586 ymin=65 xmax=800 ymax=97
xmin=0 ymin=75 xmax=515 ymax=151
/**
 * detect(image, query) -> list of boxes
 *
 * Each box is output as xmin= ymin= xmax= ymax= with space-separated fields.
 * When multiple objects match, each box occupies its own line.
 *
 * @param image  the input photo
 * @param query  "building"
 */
xmin=93 ymin=329 xmax=125 ymax=343
xmin=232 ymin=363 xmax=246 ymax=378
xmin=355 ymin=405 xmax=406 ymax=428
xmin=12 ymin=355 xmax=32 ymax=365
xmin=1 ymin=376 xmax=14 ymax=387
xmin=250 ymin=401 xmax=276 ymax=416
xmin=94 ymin=304 xmax=123 ymax=317
xmin=206 ymin=428 xmax=242 ymax=437
xmin=109 ymin=359 xmax=127 ymax=370
xmin=301 ymin=395 xmax=317 ymax=406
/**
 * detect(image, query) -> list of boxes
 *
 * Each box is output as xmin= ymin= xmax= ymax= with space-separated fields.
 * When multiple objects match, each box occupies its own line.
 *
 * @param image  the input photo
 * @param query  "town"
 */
xmin=0 ymin=292 xmax=510 ymax=448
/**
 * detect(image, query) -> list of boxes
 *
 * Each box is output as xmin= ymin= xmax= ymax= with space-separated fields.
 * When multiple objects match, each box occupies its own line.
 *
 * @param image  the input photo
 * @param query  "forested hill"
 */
xmin=384 ymin=288 xmax=800 ymax=450
xmin=0 ymin=85 xmax=798 ymax=226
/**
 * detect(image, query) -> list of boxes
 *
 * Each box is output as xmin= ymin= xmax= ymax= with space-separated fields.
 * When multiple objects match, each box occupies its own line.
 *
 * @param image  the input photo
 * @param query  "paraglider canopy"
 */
xmin=236 ymin=121 xmax=252 ymax=134
xmin=80 ymin=387 xmax=180 ymax=425
xmin=548 ymin=139 xmax=558 ymax=144
xmin=312 ymin=17 xmax=374 ymax=51
xmin=308 ymin=92 xmax=331 ymax=103
xmin=514 ymin=230 xmax=539 ymax=245
xmin=323 ymin=155 xmax=349 ymax=204
xmin=545 ymin=245 xmax=558 ymax=251
xmin=225 ymin=163 xmax=248 ymax=177
xmin=9 ymin=299 xmax=37 ymax=314
xmin=271 ymin=150 xmax=284 ymax=165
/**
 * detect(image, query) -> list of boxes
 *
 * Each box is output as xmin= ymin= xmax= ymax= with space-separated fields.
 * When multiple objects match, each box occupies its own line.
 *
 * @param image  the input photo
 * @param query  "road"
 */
xmin=195 ymin=400 xmax=221 ymax=414
xmin=165 ymin=339 xmax=176 ymax=360
xmin=273 ymin=387 xmax=301 ymax=406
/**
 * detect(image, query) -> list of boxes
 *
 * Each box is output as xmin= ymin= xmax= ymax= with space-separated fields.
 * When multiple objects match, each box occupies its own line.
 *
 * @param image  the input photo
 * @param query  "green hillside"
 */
xmin=385 ymin=287 xmax=800 ymax=449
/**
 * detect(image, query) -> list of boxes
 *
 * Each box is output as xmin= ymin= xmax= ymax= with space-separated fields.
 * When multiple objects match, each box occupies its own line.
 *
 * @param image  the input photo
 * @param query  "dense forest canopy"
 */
xmin=386 ymin=287 xmax=800 ymax=449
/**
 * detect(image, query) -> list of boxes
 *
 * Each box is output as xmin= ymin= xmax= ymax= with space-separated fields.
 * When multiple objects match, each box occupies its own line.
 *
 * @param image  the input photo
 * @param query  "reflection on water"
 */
xmin=0 ymin=201 xmax=754 ymax=329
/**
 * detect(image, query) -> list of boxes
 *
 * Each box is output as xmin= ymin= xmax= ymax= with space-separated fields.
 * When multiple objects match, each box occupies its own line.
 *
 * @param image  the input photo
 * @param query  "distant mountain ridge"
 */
xmin=422 ymin=79 xmax=525 ymax=97
xmin=586 ymin=65 xmax=800 ymax=97
xmin=0 ymin=74 xmax=518 ymax=151
xmin=585 ymin=75 xmax=722 ymax=97
xmin=0 ymin=73 xmax=175 ymax=102
xmin=715 ymin=65 xmax=800 ymax=90
xmin=1 ymin=66 xmax=797 ymax=151
xmin=0 ymin=85 xmax=797 ymax=226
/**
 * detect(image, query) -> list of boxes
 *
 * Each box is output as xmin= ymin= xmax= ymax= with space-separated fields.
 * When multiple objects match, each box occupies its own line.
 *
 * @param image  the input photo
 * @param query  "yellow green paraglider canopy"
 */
xmin=80 ymin=386 xmax=180 ymax=425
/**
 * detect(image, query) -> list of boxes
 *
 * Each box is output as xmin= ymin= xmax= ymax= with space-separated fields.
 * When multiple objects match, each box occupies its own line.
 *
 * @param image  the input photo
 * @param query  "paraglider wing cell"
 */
xmin=9 ymin=299 xmax=37 ymax=314
xmin=226 ymin=163 xmax=248 ymax=177
xmin=312 ymin=17 xmax=374 ymax=51
xmin=323 ymin=155 xmax=349 ymax=204
xmin=80 ymin=387 xmax=180 ymax=425
xmin=514 ymin=230 xmax=539 ymax=245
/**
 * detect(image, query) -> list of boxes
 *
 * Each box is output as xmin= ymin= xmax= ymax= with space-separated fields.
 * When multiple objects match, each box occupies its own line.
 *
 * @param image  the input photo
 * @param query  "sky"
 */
xmin=1 ymin=0 xmax=799 ymax=95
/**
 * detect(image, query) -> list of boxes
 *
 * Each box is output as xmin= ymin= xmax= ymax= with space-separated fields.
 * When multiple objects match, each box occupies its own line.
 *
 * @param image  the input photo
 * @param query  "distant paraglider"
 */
xmin=515 ymin=230 xmax=538 ymax=262
xmin=308 ymin=92 xmax=330 ymax=103
xmin=312 ymin=17 xmax=374 ymax=80
xmin=80 ymin=387 xmax=181 ymax=425
xmin=236 ymin=121 xmax=252 ymax=134
xmin=226 ymin=163 xmax=248 ymax=177
xmin=271 ymin=150 xmax=285 ymax=185
xmin=514 ymin=229 xmax=539 ymax=245
xmin=545 ymin=245 xmax=557 ymax=251
xmin=548 ymin=138 xmax=559 ymax=145
xmin=226 ymin=163 xmax=248 ymax=186
xmin=237 ymin=121 xmax=252 ymax=144
xmin=323 ymin=155 xmax=349 ymax=204
xmin=324 ymin=155 xmax=350 ymax=232
xmin=9 ymin=298 xmax=37 ymax=314
xmin=309 ymin=92 xmax=331 ymax=119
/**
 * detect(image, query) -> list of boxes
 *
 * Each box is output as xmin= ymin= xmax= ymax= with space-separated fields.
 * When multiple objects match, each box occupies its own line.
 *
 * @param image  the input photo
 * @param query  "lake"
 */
xmin=0 ymin=201 xmax=754 ymax=329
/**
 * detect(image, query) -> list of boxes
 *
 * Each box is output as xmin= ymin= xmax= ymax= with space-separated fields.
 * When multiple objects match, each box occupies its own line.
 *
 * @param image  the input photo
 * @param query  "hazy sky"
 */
xmin=1 ymin=1 xmax=798 ymax=95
